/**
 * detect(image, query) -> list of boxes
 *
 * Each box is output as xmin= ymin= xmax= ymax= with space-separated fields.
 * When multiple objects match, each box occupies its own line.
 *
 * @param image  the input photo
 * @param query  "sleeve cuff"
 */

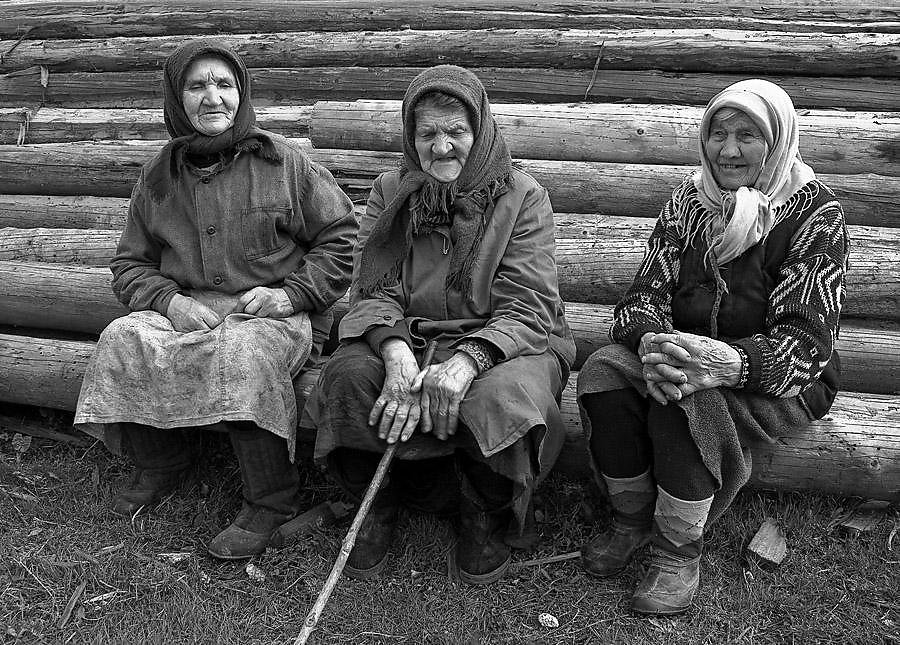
xmin=282 ymin=284 xmax=313 ymax=314
xmin=616 ymin=323 xmax=666 ymax=355
xmin=732 ymin=337 xmax=764 ymax=391
xmin=456 ymin=339 xmax=499 ymax=375
xmin=366 ymin=320 xmax=413 ymax=356
xmin=150 ymin=288 xmax=181 ymax=316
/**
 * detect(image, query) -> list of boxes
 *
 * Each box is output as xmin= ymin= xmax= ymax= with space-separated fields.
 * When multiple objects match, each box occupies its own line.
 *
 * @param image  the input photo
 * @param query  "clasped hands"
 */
xmin=165 ymin=287 xmax=293 ymax=332
xmin=368 ymin=339 xmax=479 ymax=445
xmin=638 ymin=331 xmax=743 ymax=405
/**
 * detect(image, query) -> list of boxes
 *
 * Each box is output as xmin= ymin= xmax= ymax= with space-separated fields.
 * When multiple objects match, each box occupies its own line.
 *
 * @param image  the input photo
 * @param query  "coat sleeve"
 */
xmin=455 ymin=184 xmax=560 ymax=361
xmin=337 ymin=173 xmax=410 ymax=349
xmin=109 ymin=173 xmax=183 ymax=314
xmin=608 ymin=195 xmax=682 ymax=353
xmin=281 ymin=155 xmax=358 ymax=314
xmin=732 ymin=201 xmax=848 ymax=397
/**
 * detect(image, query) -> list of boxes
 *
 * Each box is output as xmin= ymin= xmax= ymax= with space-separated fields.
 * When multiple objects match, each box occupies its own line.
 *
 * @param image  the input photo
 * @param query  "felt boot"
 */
xmin=330 ymin=449 xmax=399 ymax=580
xmin=582 ymin=469 xmax=655 ymax=578
xmin=112 ymin=423 xmax=194 ymax=517
xmin=455 ymin=455 xmax=513 ymax=585
xmin=632 ymin=487 xmax=712 ymax=616
xmin=208 ymin=423 xmax=300 ymax=560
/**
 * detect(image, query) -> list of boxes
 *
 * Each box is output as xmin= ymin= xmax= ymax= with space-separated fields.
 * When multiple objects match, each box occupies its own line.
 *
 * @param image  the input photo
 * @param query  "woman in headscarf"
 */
xmin=303 ymin=65 xmax=575 ymax=585
xmin=577 ymin=79 xmax=848 ymax=614
xmin=74 ymin=41 xmax=357 ymax=559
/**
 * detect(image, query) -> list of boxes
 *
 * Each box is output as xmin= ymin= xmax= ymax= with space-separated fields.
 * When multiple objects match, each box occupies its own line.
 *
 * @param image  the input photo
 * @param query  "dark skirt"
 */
xmin=302 ymin=341 xmax=569 ymax=525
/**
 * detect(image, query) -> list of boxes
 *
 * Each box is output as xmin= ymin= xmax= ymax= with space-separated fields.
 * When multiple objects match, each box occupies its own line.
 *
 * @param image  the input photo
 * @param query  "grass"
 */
xmin=1 ymin=407 xmax=898 ymax=645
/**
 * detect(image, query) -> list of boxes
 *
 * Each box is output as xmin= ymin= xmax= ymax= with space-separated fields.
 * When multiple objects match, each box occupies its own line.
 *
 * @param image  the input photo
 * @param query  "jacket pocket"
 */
xmin=241 ymin=206 xmax=292 ymax=261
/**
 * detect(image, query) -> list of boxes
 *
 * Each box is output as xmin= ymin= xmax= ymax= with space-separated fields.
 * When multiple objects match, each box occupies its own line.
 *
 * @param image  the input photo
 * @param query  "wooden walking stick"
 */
xmin=294 ymin=340 xmax=438 ymax=645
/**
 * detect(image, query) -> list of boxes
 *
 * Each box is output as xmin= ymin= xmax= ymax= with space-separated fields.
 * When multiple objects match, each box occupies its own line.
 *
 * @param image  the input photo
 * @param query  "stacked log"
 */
xmin=3 ymin=1 xmax=898 ymax=38
xmin=1 ymin=1 xmax=897 ymax=499
xmin=2 ymin=143 xmax=897 ymax=226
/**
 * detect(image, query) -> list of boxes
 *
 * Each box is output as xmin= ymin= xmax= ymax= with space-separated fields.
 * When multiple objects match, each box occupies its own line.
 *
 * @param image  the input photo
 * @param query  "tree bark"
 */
xmin=0 ymin=106 xmax=312 ymax=145
xmin=2 ymin=30 xmax=896 ymax=77
xmin=2 ymin=143 xmax=896 ymax=227
xmin=3 ymin=1 xmax=897 ymax=38
xmin=4 ymin=67 xmax=897 ymax=111
xmin=0 ymin=261 xmax=896 ymax=394
xmin=1 ymin=330 xmax=895 ymax=499
xmin=6 ymin=103 xmax=895 ymax=177
xmin=0 ymin=195 xmax=129 ymax=230
xmin=3 ymin=219 xmax=894 ymax=318
xmin=309 ymin=101 xmax=900 ymax=176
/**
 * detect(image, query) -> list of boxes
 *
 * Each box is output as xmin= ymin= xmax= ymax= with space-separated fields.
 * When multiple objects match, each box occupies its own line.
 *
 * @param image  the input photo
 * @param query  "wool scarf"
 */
xmin=144 ymin=40 xmax=281 ymax=201
xmin=688 ymin=79 xmax=816 ymax=265
xmin=356 ymin=65 xmax=512 ymax=299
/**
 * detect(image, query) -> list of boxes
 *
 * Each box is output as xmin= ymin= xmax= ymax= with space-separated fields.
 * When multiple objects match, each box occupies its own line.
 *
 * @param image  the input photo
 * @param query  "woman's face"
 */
xmin=413 ymin=104 xmax=474 ymax=183
xmin=181 ymin=56 xmax=240 ymax=136
xmin=704 ymin=109 xmax=767 ymax=190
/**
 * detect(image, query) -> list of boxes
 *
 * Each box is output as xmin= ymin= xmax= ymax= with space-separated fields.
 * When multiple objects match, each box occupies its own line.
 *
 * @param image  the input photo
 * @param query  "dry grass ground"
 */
xmin=1 ymin=406 xmax=898 ymax=645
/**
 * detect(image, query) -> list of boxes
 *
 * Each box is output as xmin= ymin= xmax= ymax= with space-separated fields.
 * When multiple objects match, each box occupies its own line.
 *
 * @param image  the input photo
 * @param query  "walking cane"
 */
xmin=294 ymin=340 xmax=438 ymax=645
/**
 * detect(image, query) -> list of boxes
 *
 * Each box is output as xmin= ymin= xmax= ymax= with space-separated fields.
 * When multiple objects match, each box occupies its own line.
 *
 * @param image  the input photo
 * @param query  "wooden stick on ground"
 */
xmin=294 ymin=340 xmax=437 ymax=645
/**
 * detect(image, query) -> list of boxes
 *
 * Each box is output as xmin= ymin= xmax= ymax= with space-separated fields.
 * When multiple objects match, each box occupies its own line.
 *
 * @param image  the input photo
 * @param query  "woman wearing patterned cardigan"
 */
xmin=577 ymin=79 xmax=848 ymax=614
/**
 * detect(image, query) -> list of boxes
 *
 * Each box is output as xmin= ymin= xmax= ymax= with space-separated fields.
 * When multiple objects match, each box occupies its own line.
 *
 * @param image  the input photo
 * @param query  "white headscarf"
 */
xmin=692 ymin=79 xmax=816 ymax=265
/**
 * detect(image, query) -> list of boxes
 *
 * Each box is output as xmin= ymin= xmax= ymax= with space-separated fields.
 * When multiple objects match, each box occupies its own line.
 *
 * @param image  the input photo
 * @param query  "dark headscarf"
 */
xmin=144 ymin=40 xmax=281 ymax=201
xmin=356 ymin=65 xmax=512 ymax=299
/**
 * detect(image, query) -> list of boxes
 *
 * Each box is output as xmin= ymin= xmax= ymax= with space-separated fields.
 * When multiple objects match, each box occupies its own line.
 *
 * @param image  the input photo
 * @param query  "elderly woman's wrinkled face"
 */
xmin=181 ymin=56 xmax=240 ymax=136
xmin=705 ymin=109 xmax=767 ymax=190
xmin=414 ymin=104 xmax=474 ymax=183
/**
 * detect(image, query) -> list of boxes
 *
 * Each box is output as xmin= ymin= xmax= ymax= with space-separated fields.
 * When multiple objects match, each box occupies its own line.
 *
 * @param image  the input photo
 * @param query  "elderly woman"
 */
xmin=577 ymin=79 xmax=848 ymax=614
xmin=74 ymin=41 xmax=356 ymax=559
xmin=304 ymin=65 xmax=575 ymax=585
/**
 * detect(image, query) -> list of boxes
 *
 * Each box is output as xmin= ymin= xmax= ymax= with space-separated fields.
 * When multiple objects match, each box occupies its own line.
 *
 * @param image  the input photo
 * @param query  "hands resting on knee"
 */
xmin=369 ymin=339 xmax=479 ymax=444
xmin=638 ymin=331 xmax=743 ymax=405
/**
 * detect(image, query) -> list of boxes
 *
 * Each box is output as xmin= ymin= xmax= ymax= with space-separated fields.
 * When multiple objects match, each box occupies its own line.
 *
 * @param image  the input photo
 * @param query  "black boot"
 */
xmin=112 ymin=423 xmax=194 ymax=517
xmin=329 ymin=448 xmax=399 ymax=580
xmin=208 ymin=423 xmax=300 ymax=560
xmin=455 ymin=454 xmax=513 ymax=585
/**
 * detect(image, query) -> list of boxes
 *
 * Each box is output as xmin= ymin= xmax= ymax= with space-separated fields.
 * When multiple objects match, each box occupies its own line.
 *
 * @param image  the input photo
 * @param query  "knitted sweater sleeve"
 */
xmin=609 ymin=196 xmax=682 ymax=353
xmin=732 ymin=201 xmax=849 ymax=397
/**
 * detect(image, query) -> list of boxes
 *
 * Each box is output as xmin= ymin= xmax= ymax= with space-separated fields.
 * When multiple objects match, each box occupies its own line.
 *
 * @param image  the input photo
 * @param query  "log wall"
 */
xmin=1 ymin=1 xmax=897 ymax=498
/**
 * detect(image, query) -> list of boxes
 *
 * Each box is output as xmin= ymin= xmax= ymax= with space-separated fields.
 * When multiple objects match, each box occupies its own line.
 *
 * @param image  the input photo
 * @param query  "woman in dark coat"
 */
xmin=75 ymin=41 xmax=357 ymax=559
xmin=304 ymin=65 xmax=575 ymax=585
xmin=577 ymin=79 xmax=849 ymax=614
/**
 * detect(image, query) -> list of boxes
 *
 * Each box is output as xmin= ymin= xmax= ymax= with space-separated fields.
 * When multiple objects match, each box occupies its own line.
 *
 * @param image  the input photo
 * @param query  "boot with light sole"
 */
xmin=631 ymin=487 xmax=712 ymax=616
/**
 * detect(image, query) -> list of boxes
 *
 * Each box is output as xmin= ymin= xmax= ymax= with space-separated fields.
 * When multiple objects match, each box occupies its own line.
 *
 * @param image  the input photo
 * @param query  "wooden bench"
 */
xmin=1 ymin=1 xmax=897 ymax=501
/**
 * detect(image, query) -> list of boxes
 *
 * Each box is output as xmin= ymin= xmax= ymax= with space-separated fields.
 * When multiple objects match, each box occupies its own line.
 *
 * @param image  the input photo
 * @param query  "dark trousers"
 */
xmin=582 ymin=388 xmax=716 ymax=500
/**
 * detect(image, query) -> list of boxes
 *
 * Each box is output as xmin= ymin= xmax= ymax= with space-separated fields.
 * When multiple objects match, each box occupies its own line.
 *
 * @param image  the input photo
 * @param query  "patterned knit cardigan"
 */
xmin=610 ymin=177 xmax=849 ymax=400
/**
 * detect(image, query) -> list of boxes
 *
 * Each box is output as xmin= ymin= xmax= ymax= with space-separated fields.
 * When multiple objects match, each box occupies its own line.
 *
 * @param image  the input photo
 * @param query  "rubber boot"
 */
xmin=455 ymin=455 xmax=513 ymax=586
xmin=112 ymin=423 xmax=194 ymax=517
xmin=330 ymin=448 xmax=399 ymax=580
xmin=208 ymin=423 xmax=300 ymax=560
xmin=582 ymin=469 xmax=655 ymax=578
xmin=632 ymin=487 xmax=712 ymax=616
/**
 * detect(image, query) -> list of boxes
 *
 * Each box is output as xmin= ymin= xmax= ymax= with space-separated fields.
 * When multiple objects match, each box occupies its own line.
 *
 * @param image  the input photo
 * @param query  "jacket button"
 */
xmin=213 ymin=276 xmax=223 ymax=285
xmin=206 ymin=226 xmax=216 ymax=235
xmin=382 ymin=315 xmax=392 ymax=321
xmin=201 ymin=176 xmax=211 ymax=184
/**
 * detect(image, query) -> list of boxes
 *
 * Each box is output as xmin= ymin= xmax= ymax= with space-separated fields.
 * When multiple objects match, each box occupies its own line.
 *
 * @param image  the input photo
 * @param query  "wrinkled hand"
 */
xmin=412 ymin=352 xmax=478 ymax=441
xmin=234 ymin=287 xmax=293 ymax=318
xmin=369 ymin=339 xmax=425 ymax=444
xmin=642 ymin=331 xmax=742 ymax=401
xmin=637 ymin=331 xmax=686 ymax=405
xmin=166 ymin=293 xmax=222 ymax=332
